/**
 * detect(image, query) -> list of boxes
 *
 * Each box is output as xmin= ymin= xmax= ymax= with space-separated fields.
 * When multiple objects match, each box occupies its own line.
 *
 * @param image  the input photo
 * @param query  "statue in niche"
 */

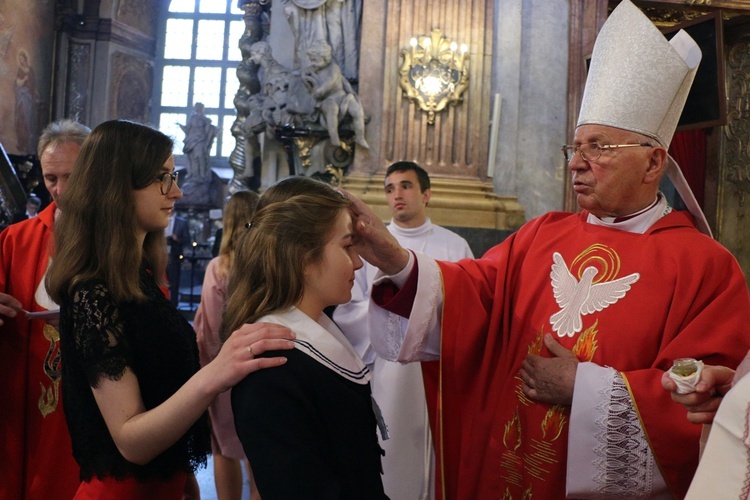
xmin=178 ymin=102 xmax=218 ymax=179
xmin=301 ymin=41 xmax=368 ymax=149
xmin=280 ymin=0 xmax=362 ymax=81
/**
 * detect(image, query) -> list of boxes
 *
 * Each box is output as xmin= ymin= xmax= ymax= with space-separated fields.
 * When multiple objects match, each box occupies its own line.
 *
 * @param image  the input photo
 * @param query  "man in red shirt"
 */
xmin=0 ymin=119 xmax=90 ymax=499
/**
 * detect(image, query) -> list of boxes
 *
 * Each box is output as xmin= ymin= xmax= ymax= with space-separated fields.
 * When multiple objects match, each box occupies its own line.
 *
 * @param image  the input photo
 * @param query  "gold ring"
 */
xmin=247 ymin=345 xmax=253 ymax=356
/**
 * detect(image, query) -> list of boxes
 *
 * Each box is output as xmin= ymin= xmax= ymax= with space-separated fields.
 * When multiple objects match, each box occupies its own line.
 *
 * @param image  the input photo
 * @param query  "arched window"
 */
xmin=153 ymin=0 xmax=244 ymax=168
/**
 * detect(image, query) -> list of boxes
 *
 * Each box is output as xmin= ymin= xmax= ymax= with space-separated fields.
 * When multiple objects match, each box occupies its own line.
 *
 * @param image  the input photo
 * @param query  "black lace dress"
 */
xmin=59 ymin=268 xmax=210 ymax=482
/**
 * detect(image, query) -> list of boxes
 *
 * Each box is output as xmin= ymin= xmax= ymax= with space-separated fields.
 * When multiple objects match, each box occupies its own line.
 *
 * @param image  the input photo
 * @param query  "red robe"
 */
xmin=0 ymin=202 xmax=80 ymax=499
xmin=378 ymin=210 xmax=750 ymax=499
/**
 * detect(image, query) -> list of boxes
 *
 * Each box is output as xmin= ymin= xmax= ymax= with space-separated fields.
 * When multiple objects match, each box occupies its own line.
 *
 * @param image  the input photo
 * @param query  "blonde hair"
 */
xmin=217 ymin=190 xmax=259 ymax=275
xmin=47 ymin=120 xmax=174 ymax=304
xmin=220 ymin=179 xmax=348 ymax=340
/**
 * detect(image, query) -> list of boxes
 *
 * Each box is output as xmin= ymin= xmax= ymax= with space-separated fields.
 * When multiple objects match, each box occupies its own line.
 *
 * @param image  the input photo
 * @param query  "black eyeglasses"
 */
xmin=561 ymin=143 xmax=653 ymax=163
xmin=154 ymin=171 xmax=179 ymax=195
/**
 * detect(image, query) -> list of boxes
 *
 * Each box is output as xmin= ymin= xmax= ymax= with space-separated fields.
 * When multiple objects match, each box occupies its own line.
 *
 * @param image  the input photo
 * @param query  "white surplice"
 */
xmin=333 ymin=218 xmax=473 ymax=500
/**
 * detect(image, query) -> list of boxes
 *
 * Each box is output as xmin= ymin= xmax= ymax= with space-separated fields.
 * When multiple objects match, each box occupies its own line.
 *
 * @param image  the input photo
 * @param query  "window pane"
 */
xmin=226 ymin=20 xmax=244 ymax=62
xmin=230 ymin=3 xmax=243 ymax=15
xmin=221 ymin=115 xmax=236 ymax=157
xmin=195 ymin=20 xmax=225 ymax=60
xmin=206 ymin=114 xmax=219 ymax=156
xmin=160 ymin=113 xmax=187 ymax=156
xmin=224 ymin=68 xmax=239 ymax=109
xmin=193 ymin=67 xmax=222 ymax=108
xmin=199 ymin=0 xmax=227 ymax=14
xmin=169 ymin=0 xmax=195 ymax=13
xmin=161 ymin=66 xmax=191 ymax=107
xmin=164 ymin=19 xmax=194 ymax=59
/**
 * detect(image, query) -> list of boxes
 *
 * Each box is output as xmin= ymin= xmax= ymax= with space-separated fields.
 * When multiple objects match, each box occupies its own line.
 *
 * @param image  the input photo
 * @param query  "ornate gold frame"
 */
xmin=398 ymin=28 xmax=470 ymax=124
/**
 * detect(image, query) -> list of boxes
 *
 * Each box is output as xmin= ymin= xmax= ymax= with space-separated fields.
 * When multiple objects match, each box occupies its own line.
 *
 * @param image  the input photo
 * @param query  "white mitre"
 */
xmin=577 ymin=0 xmax=711 ymax=237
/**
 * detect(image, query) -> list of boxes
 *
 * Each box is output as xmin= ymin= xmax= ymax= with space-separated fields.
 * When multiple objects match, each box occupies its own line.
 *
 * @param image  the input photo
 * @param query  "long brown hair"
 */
xmin=220 ymin=178 xmax=348 ymax=340
xmin=46 ymin=120 xmax=174 ymax=304
xmin=217 ymin=190 xmax=259 ymax=275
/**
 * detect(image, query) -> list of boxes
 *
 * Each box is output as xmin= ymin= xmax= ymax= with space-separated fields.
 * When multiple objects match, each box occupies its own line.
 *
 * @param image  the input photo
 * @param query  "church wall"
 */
xmin=55 ymin=0 xmax=158 ymax=128
xmin=492 ymin=0 xmax=569 ymax=219
xmin=0 ymin=0 xmax=56 ymax=155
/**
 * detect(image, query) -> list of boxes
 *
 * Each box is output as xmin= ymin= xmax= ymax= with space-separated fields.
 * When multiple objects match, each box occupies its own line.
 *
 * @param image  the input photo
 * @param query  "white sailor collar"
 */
xmin=258 ymin=307 xmax=371 ymax=385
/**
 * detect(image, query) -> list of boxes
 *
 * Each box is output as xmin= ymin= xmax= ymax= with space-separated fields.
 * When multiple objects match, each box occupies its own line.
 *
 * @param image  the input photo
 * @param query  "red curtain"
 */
xmin=668 ymin=129 xmax=706 ymax=208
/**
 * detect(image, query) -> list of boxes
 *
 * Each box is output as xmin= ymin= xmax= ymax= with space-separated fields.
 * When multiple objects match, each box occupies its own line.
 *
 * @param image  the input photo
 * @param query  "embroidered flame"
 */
xmin=522 ymin=486 xmax=533 ymax=500
xmin=572 ymin=319 xmax=599 ymax=362
xmin=503 ymin=411 xmax=522 ymax=452
xmin=541 ymin=405 xmax=566 ymax=441
xmin=528 ymin=331 xmax=544 ymax=355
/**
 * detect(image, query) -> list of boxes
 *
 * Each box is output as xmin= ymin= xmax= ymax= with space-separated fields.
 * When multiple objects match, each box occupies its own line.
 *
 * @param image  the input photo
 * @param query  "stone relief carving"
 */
xmin=116 ymin=0 xmax=160 ymax=38
xmin=724 ymin=37 xmax=750 ymax=217
xmin=228 ymin=0 xmax=271 ymax=193
xmin=280 ymin=0 xmax=362 ymax=81
xmin=720 ymin=32 xmax=750 ymax=287
xmin=301 ymin=40 xmax=367 ymax=148
xmin=65 ymin=42 xmax=91 ymax=123
xmin=109 ymin=51 xmax=152 ymax=123
xmin=230 ymin=0 xmax=366 ymax=191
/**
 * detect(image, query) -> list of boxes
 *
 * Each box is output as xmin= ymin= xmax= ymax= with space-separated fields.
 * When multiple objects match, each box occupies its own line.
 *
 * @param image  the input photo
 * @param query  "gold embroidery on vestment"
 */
xmin=571 ymin=243 xmax=622 ymax=283
xmin=38 ymin=324 xmax=61 ymax=417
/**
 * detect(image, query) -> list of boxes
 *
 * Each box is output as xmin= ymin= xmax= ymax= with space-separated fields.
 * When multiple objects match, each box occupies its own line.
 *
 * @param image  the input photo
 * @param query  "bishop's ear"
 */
xmin=645 ymin=146 xmax=668 ymax=183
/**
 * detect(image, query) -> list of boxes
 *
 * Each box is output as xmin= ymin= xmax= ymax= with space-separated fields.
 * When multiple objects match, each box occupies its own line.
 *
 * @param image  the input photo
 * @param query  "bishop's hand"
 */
xmin=339 ymin=188 xmax=410 ymax=276
xmin=520 ymin=333 xmax=579 ymax=405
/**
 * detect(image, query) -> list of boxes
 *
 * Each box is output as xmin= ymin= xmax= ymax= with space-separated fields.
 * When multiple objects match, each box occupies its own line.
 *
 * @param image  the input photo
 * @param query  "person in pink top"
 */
xmin=195 ymin=190 xmax=261 ymax=500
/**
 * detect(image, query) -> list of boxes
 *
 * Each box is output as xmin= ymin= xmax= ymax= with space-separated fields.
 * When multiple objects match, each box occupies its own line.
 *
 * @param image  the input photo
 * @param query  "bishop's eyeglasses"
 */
xmin=155 ymin=171 xmax=179 ymax=195
xmin=561 ymin=142 xmax=653 ymax=163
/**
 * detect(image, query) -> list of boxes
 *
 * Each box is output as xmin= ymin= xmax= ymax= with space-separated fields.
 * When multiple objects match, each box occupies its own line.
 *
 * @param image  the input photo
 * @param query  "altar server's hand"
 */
xmin=520 ymin=334 xmax=579 ymax=405
xmin=661 ymin=364 xmax=735 ymax=424
xmin=0 ymin=292 xmax=21 ymax=326
xmin=340 ymin=188 xmax=410 ymax=275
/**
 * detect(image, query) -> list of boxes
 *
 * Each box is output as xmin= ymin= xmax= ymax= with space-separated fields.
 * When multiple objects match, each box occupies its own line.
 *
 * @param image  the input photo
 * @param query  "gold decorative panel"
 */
xmin=356 ymin=0 xmax=494 ymax=181
xmin=720 ymin=34 xmax=750 ymax=285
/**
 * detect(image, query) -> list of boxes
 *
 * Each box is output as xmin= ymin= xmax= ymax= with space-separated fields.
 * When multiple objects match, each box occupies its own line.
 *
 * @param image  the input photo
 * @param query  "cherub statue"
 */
xmin=301 ymin=41 xmax=368 ymax=149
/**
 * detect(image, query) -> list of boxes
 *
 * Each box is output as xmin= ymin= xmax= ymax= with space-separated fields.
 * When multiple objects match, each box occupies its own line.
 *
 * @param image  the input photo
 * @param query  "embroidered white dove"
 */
xmin=549 ymin=252 xmax=639 ymax=337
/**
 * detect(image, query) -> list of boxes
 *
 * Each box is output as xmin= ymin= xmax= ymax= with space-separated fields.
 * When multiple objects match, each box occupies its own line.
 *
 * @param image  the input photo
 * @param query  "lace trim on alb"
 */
xmin=383 ymin=311 xmax=403 ymax=360
xmin=383 ymin=255 xmax=442 ymax=362
xmin=741 ymin=401 xmax=750 ymax=500
xmin=592 ymin=369 xmax=654 ymax=498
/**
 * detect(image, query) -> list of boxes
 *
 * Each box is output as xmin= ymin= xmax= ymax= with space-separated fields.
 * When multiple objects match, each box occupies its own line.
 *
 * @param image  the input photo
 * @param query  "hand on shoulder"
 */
xmin=204 ymin=322 xmax=296 ymax=394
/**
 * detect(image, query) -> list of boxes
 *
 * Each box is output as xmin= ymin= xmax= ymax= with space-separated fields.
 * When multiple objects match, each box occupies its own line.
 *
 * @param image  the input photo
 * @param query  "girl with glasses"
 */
xmin=45 ymin=120 xmax=294 ymax=499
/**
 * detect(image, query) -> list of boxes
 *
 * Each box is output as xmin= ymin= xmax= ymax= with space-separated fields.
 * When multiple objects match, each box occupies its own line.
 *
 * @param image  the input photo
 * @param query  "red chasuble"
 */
xmin=383 ymin=210 xmax=750 ymax=499
xmin=0 ymin=202 xmax=80 ymax=499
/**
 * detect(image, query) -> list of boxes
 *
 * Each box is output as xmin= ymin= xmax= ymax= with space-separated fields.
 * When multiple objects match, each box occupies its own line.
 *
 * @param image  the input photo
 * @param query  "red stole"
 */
xmin=0 ymin=202 xmax=80 ymax=499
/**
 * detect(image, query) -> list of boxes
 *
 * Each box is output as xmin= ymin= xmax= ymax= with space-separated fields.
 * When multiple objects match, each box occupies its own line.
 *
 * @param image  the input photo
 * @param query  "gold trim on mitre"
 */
xmin=578 ymin=0 xmax=712 ymax=237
